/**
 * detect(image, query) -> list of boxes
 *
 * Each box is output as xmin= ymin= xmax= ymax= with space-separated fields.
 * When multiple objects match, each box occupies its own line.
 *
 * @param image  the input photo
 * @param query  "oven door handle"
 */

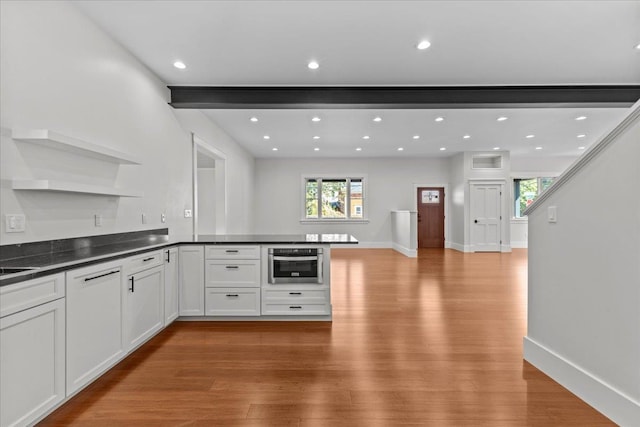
xmin=272 ymin=256 xmax=318 ymax=262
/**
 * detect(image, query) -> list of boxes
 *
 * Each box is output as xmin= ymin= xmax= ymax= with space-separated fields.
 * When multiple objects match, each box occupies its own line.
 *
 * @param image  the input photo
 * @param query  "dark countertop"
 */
xmin=0 ymin=232 xmax=357 ymax=287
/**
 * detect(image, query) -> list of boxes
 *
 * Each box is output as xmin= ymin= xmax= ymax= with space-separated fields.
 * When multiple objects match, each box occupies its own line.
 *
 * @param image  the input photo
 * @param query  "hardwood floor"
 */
xmin=39 ymin=249 xmax=614 ymax=426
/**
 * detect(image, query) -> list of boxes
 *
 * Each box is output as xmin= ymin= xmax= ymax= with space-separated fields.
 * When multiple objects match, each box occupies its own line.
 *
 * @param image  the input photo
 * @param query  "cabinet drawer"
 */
xmin=205 ymin=245 xmax=260 ymax=260
xmin=0 ymin=273 xmax=65 ymax=318
xmin=262 ymin=288 xmax=329 ymax=304
xmin=205 ymin=288 xmax=260 ymax=316
xmin=125 ymin=250 xmax=163 ymax=272
xmin=262 ymin=303 xmax=330 ymax=316
xmin=205 ymin=260 xmax=260 ymax=287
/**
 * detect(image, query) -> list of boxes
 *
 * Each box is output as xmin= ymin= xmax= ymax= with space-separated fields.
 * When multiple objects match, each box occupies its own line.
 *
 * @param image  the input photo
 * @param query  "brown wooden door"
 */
xmin=417 ymin=187 xmax=445 ymax=248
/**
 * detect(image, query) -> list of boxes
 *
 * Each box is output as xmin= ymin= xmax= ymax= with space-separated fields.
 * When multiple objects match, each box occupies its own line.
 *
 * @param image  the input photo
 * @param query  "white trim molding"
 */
xmin=392 ymin=243 xmax=417 ymax=258
xmin=524 ymin=337 xmax=640 ymax=426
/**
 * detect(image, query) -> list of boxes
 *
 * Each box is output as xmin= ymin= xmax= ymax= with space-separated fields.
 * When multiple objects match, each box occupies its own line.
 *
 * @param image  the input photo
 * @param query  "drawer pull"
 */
xmin=166 ymin=250 xmax=171 ymax=263
xmin=289 ymin=306 xmax=303 ymax=310
xmin=225 ymin=250 xmax=239 ymax=253
xmin=289 ymin=292 xmax=302 ymax=295
xmin=84 ymin=270 xmax=119 ymax=282
xmin=143 ymin=257 xmax=155 ymax=262
xmin=226 ymin=294 xmax=239 ymax=297
xmin=225 ymin=265 xmax=239 ymax=269
xmin=129 ymin=277 xmax=135 ymax=293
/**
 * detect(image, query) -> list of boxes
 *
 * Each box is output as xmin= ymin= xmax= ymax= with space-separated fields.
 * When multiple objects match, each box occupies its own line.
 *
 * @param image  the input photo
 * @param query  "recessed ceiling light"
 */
xmin=578 ymin=146 xmax=586 ymax=150
xmin=575 ymin=116 xmax=587 ymax=121
xmin=577 ymin=134 xmax=586 ymax=138
xmin=435 ymin=117 xmax=444 ymax=122
xmin=373 ymin=117 xmax=382 ymax=122
xmin=526 ymin=134 xmax=535 ymax=139
xmin=314 ymin=147 xmax=320 ymax=151
xmin=356 ymin=147 xmax=362 ymax=151
xmin=263 ymin=135 xmax=270 ymax=140
xmin=397 ymin=147 xmax=404 ymax=151
xmin=463 ymin=135 xmax=471 ymax=139
xmin=250 ymin=117 xmax=258 ymax=122
xmin=412 ymin=135 xmax=420 ymax=140
xmin=493 ymin=147 xmax=500 ymax=150
xmin=313 ymin=136 xmax=320 ymax=140
xmin=497 ymin=116 xmax=508 ymax=122
xmin=362 ymin=135 xmax=370 ymax=140
xmin=439 ymin=147 xmax=446 ymax=151
xmin=308 ymin=61 xmax=319 ymax=70
xmin=535 ymin=146 xmax=543 ymax=150
xmin=272 ymin=147 xmax=278 ymax=151
xmin=635 ymin=43 xmax=640 ymax=50
xmin=311 ymin=117 xmax=321 ymax=122
xmin=417 ymin=40 xmax=431 ymax=50
xmin=173 ymin=61 xmax=186 ymax=69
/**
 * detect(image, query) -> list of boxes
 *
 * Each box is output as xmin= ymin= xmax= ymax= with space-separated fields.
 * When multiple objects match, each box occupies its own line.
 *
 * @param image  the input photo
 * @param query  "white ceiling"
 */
xmin=73 ymin=0 xmax=640 ymax=159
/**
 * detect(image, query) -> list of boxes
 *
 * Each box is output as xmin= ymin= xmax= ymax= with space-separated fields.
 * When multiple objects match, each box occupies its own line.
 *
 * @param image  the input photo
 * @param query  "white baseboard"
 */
xmin=449 ymin=242 xmax=472 ymax=252
xmin=392 ymin=243 xmax=417 ymax=258
xmin=511 ymin=240 xmax=528 ymax=249
xmin=501 ymin=244 xmax=512 ymax=253
xmin=523 ymin=336 xmax=640 ymax=426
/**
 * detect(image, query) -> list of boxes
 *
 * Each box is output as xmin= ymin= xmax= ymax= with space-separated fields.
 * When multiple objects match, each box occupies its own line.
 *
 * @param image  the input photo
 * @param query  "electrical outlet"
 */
xmin=5 ymin=214 xmax=26 ymax=233
xmin=142 ymin=213 xmax=147 ymax=224
xmin=184 ymin=209 xmax=192 ymax=218
xmin=95 ymin=214 xmax=103 ymax=227
xmin=161 ymin=213 xmax=166 ymax=223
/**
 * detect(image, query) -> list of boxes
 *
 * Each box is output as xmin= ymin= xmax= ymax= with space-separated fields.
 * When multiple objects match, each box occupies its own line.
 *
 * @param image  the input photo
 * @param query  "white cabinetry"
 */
xmin=124 ymin=251 xmax=164 ymax=352
xmin=66 ymin=260 xmax=125 ymax=395
xmin=205 ymin=246 xmax=261 ymax=316
xmin=0 ymin=274 xmax=66 ymax=427
xmin=164 ymin=247 xmax=179 ymax=325
xmin=179 ymin=245 xmax=204 ymax=316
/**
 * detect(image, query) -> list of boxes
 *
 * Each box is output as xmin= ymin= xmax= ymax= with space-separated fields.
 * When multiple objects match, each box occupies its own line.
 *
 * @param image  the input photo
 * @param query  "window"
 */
xmin=304 ymin=177 xmax=364 ymax=220
xmin=513 ymin=177 xmax=555 ymax=218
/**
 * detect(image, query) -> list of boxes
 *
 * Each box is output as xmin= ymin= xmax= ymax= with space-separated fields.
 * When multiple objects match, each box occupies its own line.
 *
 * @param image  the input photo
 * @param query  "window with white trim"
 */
xmin=304 ymin=177 xmax=364 ymax=220
xmin=513 ymin=177 xmax=555 ymax=218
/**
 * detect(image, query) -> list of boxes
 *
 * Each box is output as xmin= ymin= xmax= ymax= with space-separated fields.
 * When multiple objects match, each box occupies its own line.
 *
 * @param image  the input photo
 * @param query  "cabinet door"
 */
xmin=66 ymin=261 xmax=125 ymax=395
xmin=0 ymin=299 xmax=65 ymax=427
xmin=125 ymin=265 xmax=164 ymax=351
xmin=179 ymin=246 xmax=204 ymax=316
xmin=164 ymin=247 xmax=179 ymax=325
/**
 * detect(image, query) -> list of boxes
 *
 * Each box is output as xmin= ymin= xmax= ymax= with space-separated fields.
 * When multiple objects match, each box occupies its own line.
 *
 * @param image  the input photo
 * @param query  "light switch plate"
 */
xmin=95 ymin=214 xmax=103 ymax=227
xmin=5 ymin=214 xmax=26 ymax=232
xmin=142 ymin=213 xmax=147 ymax=224
xmin=184 ymin=209 xmax=192 ymax=218
xmin=161 ymin=213 xmax=166 ymax=223
xmin=548 ymin=206 xmax=557 ymax=223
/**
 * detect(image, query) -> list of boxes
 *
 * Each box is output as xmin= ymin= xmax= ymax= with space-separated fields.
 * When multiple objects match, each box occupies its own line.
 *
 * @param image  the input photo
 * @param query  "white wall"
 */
xmin=254 ymin=157 xmax=450 ymax=246
xmin=0 ymin=1 xmax=254 ymax=243
xmin=197 ymin=168 xmax=216 ymax=234
xmin=448 ymin=153 xmax=466 ymax=250
xmin=524 ymin=105 xmax=640 ymax=425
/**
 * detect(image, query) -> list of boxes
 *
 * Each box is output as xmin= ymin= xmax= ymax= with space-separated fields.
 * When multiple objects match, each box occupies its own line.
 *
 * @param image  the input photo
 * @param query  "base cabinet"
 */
xmin=205 ymin=287 xmax=260 ymax=316
xmin=164 ymin=247 xmax=179 ymax=324
xmin=66 ymin=260 xmax=125 ymax=395
xmin=179 ymin=246 xmax=205 ymax=316
xmin=125 ymin=265 xmax=164 ymax=351
xmin=0 ymin=298 xmax=65 ymax=427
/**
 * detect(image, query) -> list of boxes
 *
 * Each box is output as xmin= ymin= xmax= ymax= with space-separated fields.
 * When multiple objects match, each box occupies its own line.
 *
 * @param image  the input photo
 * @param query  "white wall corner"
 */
xmin=524 ymin=337 xmax=640 ymax=427
xmin=392 ymin=243 xmax=417 ymax=258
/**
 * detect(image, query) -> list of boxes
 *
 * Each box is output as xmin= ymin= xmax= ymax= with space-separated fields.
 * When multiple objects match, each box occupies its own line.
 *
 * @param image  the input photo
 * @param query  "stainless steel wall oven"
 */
xmin=268 ymin=248 xmax=323 ymax=284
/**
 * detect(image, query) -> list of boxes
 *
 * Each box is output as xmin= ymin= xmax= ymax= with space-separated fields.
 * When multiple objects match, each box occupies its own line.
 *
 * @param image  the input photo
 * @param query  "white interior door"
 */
xmin=470 ymin=183 xmax=502 ymax=252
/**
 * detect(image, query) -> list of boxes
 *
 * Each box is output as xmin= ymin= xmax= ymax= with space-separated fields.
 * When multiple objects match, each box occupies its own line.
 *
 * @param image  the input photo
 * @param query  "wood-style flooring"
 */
xmin=39 ymin=248 xmax=614 ymax=426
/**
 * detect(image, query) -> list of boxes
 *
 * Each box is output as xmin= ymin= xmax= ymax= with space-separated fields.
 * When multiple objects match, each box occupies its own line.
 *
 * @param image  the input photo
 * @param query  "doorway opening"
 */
xmin=416 ymin=186 xmax=446 ymax=248
xmin=192 ymin=134 xmax=226 ymax=236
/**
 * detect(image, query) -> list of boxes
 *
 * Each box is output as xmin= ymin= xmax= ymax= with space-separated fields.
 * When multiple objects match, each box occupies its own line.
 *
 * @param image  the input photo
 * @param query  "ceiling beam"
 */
xmin=168 ymin=85 xmax=640 ymax=109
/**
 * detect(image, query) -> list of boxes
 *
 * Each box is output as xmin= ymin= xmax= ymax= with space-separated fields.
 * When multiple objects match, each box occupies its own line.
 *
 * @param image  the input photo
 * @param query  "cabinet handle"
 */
xmin=166 ymin=250 xmax=171 ymax=263
xmin=225 ymin=265 xmax=239 ymax=269
xmin=84 ymin=270 xmax=119 ymax=282
xmin=289 ymin=306 xmax=302 ymax=310
xmin=129 ymin=276 xmax=135 ymax=292
xmin=226 ymin=294 xmax=239 ymax=297
xmin=225 ymin=249 xmax=239 ymax=253
xmin=143 ymin=257 xmax=155 ymax=262
xmin=289 ymin=292 xmax=302 ymax=295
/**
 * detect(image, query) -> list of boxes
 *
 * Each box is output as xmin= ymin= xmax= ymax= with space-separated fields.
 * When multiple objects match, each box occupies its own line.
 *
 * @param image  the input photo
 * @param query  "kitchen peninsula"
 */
xmin=0 ymin=228 xmax=357 ymax=426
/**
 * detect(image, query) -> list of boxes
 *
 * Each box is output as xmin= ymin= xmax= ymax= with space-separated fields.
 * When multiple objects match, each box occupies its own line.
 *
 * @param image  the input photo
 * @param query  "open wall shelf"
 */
xmin=11 ymin=129 xmax=142 ymax=165
xmin=12 ymin=179 xmax=143 ymax=198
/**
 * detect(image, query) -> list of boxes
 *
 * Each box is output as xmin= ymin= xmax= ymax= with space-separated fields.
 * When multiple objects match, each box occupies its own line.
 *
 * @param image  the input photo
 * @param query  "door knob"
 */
xmin=474 ymin=219 xmax=478 ymax=223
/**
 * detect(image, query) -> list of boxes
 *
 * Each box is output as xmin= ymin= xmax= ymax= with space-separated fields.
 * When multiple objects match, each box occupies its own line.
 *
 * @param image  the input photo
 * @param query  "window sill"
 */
xmin=511 ymin=217 xmax=528 ymax=223
xmin=300 ymin=219 xmax=370 ymax=224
